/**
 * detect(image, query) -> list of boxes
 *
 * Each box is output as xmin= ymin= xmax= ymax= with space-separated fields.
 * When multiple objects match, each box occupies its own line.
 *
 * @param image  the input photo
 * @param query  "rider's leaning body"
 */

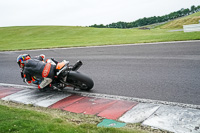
xmin=17 ymin=54 xmax=58 ymax=89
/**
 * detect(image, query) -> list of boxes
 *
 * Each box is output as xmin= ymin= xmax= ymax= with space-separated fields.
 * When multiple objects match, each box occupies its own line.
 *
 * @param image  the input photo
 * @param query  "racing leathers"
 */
xmin=22 ymin=56 xmax=56 ymax=89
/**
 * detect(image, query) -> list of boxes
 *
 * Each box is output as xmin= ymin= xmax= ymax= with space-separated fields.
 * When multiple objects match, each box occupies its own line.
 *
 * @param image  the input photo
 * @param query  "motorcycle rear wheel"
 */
xmin=67 ymin=71 xmax=94 ymax=91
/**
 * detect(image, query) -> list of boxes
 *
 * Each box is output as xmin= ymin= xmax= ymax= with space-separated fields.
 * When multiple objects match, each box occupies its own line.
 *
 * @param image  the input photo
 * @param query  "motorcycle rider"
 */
xmin=17 ymin=54 xmax=60 ymax=90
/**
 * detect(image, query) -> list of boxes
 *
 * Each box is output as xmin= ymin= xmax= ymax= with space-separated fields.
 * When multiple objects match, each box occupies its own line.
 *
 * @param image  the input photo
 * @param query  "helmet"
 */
xmin=17 ymin=54 xmax=31 ymax=68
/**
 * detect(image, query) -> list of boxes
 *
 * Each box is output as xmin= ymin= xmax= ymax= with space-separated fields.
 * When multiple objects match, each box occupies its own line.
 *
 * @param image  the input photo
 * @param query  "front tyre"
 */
xmin=67 ymin=71 xmax=94 ymax=91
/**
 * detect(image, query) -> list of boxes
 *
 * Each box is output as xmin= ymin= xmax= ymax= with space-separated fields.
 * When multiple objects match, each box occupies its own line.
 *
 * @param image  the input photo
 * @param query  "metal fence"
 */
xmin=183 ymin=24 xmax=200 ymax=32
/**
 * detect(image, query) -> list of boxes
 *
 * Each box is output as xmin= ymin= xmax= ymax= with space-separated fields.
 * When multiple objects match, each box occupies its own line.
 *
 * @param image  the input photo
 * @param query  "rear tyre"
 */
xmin=67 ymin=71 xmax=94 ymax=91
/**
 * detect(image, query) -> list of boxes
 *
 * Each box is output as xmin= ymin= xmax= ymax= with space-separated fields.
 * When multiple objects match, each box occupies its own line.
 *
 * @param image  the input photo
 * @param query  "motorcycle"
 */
xmin=34 ymin=60 xmax=94 ymax=91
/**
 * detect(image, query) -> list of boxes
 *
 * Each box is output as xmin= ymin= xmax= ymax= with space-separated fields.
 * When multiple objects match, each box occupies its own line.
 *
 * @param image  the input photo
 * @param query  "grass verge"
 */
xmin=0 ymin=100 xmax=169 ymax=133
xmin=0 ymin=26 xmax=200 ymax=51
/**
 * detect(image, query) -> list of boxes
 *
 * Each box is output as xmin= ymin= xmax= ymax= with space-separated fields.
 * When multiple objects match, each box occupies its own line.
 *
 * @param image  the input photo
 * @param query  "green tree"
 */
xmin=191 ymin=5 xmax=196 ymax=13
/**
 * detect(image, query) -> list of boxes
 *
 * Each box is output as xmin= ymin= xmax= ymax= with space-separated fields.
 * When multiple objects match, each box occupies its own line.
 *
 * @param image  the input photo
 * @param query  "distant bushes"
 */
xmin=90 ymin=5 xmax=200 ymax=29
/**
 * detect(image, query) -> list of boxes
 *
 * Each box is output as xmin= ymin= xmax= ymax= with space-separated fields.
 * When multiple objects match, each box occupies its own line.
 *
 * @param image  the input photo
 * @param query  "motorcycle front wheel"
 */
xmin=67 ymin=71 xmax=94 ymax=91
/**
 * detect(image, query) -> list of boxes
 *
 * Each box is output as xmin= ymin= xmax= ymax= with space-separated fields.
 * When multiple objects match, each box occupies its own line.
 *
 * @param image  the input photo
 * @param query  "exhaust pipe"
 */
xmin=72 ymin=60 xmax=83 ymax=71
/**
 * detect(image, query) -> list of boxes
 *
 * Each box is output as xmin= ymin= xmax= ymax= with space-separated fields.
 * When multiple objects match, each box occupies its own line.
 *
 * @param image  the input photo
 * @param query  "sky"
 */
xmin=0 ymin=0 xmax=199 ymax=27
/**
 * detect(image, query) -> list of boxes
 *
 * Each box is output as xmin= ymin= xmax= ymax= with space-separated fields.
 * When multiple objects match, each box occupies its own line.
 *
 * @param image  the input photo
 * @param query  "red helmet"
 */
xmin=17 ymin=54 xmax=31 ymax=68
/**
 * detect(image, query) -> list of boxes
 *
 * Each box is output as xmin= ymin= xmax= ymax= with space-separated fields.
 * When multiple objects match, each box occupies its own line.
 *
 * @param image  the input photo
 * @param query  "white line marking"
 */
xmin=0 ymin=83 xmax=200 ymax=109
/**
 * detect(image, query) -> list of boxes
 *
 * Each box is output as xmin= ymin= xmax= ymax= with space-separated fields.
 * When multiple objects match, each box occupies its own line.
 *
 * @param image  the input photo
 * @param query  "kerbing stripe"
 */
xmin=0 ymin=83 xmax=199 ymax=109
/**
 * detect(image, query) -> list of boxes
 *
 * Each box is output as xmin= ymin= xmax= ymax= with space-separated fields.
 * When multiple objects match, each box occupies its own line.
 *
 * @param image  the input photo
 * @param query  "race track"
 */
xmin=0 ymin=41 xmax=200 ymax=105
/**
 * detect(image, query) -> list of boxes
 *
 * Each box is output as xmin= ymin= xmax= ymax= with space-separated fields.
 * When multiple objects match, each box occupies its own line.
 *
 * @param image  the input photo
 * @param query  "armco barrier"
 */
xmin=183 ymin=23 xmax=200 ymax=32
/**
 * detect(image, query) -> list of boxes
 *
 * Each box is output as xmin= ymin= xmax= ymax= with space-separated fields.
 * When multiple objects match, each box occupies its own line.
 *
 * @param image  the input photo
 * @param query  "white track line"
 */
xmin=0 ymin=83 xmax=199 ymax=109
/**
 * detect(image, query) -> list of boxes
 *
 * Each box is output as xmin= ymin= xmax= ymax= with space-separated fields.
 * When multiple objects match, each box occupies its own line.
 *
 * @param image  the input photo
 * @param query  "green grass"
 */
xmin=161 ymin=11 xmax=200 ymax=29
xmin=0 ymin=26 xmax=200 ymax=51
xmin=0 ymin=102 xmax=149 ymax=133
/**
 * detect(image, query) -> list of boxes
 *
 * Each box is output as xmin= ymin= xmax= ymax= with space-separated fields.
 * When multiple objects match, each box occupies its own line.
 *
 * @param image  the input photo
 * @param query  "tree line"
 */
xmin=89 ymin=5 xmax=200 ymax=29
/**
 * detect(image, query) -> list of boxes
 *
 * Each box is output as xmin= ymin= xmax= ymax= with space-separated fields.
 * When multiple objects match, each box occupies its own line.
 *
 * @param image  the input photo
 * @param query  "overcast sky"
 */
xmin=0 ymin=0 xmax=199 ymax=27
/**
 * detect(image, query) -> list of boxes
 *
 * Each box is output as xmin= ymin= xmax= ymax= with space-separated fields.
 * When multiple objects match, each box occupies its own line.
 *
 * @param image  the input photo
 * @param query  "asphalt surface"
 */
xmin=0 ymin=41 xmax=200 ymax=105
